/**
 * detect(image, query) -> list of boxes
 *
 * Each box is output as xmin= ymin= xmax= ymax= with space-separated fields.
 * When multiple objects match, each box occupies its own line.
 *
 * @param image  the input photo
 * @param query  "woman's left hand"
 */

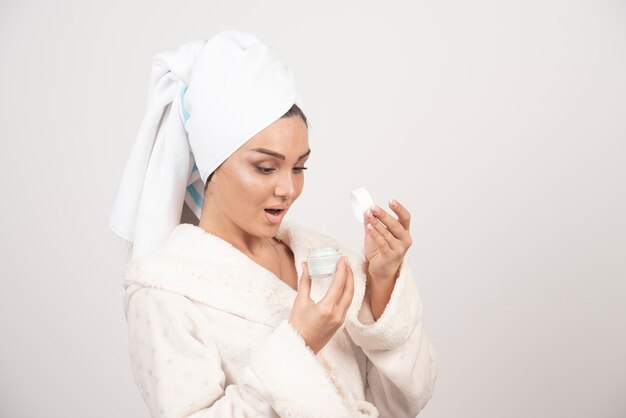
xmin=363 ymin=199 xmax=412 ymax=283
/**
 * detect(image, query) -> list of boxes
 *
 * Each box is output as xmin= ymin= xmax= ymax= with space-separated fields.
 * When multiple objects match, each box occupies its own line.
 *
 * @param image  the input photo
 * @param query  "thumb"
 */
xmin=298 ymin=261 xmax=312 ymax=299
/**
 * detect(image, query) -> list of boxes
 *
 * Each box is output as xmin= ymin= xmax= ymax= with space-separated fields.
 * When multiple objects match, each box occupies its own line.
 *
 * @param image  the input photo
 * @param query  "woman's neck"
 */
xmin=198 ymin=203 xmax=271 ymax=257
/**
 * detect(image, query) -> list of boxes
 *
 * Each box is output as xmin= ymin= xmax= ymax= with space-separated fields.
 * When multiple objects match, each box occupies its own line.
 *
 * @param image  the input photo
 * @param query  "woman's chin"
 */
xmin=265 ymin=221 xmax=286 ymax=238
xmin=263 ymin=220 xmax=283 ymax=235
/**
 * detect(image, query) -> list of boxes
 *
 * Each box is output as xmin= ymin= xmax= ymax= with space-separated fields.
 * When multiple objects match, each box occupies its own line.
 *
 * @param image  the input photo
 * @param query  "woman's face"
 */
xmin=205 ymin=115 xmax=310 ymax=239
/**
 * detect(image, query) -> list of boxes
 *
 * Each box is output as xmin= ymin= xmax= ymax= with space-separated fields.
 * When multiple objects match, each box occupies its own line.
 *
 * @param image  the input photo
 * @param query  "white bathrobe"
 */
xmin=123 ymin=221 xmax=437 ymax=418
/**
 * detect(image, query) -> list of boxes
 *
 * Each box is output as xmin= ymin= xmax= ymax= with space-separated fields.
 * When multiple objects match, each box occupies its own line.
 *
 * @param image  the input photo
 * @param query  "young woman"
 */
xmin=111 ymin=31 xmax=437 ymax=418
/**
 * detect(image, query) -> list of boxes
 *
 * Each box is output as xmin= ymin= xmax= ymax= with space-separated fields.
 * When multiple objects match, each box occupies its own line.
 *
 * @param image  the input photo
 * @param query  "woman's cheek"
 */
xmin=237 ymin=170 xmax=270 ymax=197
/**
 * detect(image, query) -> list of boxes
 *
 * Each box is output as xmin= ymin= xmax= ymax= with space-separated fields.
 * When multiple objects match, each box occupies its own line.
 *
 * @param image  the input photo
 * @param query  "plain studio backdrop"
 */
xmin=1 ymin=0 xmax=624 ymax=417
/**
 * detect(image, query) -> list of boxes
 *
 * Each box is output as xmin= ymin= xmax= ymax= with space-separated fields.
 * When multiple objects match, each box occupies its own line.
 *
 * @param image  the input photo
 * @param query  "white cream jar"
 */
xmin=307 ymin=246 xmax=342 ymax=278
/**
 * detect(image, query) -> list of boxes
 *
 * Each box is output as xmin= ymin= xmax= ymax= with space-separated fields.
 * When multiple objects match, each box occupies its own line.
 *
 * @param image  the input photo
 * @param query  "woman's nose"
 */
xmin=274 ymin=171 xmax=295 ymax=197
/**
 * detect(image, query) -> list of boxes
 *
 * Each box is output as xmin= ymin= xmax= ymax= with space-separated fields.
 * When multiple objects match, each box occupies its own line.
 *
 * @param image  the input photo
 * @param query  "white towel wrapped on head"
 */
xmin=109 ymin=31 xmax=299 ymax=260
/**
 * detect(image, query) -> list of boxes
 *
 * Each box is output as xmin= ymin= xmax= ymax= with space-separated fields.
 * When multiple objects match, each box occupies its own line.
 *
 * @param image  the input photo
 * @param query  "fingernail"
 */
xmin=366 ymin=209 xmax=373 ymax=218
xmin=389 ymin=199 xmax=397 ymax=207
xmin=372 ymin=204 xmax=380 ymax=214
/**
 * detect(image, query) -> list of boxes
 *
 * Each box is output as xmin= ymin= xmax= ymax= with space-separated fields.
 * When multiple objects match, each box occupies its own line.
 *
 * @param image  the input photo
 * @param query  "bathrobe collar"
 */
xmin=123 ymin=221 xmax=365 ymax=328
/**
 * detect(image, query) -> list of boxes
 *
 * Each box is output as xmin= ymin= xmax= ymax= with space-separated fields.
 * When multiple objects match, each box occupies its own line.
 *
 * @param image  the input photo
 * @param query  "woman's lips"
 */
xmin=264 ymin=208 xmax=286 ymax=224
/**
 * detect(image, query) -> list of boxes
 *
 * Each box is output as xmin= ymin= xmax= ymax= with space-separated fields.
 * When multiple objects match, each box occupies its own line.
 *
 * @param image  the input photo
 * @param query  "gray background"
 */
xmin=1 ymin=0 xmax=625 ymax=417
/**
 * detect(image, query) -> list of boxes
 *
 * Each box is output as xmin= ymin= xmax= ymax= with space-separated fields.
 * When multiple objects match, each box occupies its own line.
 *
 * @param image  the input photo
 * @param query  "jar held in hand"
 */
xmin=307 ymin=247 xmax=342 ymax=278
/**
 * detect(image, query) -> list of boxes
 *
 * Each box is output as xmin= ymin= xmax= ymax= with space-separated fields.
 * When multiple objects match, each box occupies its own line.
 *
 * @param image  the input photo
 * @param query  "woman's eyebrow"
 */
xmin=250 ymin=148 xmax=311 ymax=160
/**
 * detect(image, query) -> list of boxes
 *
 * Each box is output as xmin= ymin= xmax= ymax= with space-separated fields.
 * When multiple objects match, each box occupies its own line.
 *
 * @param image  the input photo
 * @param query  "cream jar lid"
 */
xmin=350 ymin=187 xmax=374 ymax=223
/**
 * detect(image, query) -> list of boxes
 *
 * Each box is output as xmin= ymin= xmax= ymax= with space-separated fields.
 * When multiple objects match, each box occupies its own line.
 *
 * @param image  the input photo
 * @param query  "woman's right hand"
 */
xmin=288 ymin=256 xmax=355 ymax=354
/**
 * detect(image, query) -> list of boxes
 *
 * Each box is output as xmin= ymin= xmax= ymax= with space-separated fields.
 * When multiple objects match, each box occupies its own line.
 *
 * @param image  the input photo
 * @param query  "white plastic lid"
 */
xmin=350 ymin=187 xmax=374 ymax=223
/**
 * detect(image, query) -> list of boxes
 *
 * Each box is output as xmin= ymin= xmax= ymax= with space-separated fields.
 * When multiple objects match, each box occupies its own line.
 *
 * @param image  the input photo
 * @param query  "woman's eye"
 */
xmin=255 ymin=166 xmax=275 ymax=174
xmin=256 ymin=165 xmax=308 ymax=174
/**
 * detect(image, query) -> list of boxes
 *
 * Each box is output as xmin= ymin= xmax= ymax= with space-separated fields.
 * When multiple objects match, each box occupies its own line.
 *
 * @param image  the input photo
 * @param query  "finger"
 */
xmin=363 ymin=212 xmax=373 ymax=237
xmin=338 ymin=260 xmax=355 ymax=314
xmin=297 ymin=261 xmax=312 ymax=299
xmin=369 ymin=204 xmax=411 ymax=243
xmin=388 ymin=199 xmax=411 ymax=231
xmin=367 ymin=216 xmax=399 ymax=251
xmin=366 ymin=222 xmax=394 ymax=255
xmin=320 ymin=256 xmax=347 ymax=305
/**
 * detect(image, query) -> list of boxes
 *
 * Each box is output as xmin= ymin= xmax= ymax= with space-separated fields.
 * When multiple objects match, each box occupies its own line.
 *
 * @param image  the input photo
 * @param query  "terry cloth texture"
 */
xmin=124 ymin=221 xmax=437 ymax=417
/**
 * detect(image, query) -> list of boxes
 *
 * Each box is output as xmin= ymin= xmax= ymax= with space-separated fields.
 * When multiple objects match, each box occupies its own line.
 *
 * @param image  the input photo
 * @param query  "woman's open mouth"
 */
xmin=264 ymin=207 xmax=286 ymax=224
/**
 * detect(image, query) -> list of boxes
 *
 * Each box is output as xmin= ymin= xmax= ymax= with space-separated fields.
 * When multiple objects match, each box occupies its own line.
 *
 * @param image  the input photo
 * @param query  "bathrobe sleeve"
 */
xmin=126 ymin=287 xmax=353 ymax=418
xmin=344 ymin=261 xmax=438 ymax=418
